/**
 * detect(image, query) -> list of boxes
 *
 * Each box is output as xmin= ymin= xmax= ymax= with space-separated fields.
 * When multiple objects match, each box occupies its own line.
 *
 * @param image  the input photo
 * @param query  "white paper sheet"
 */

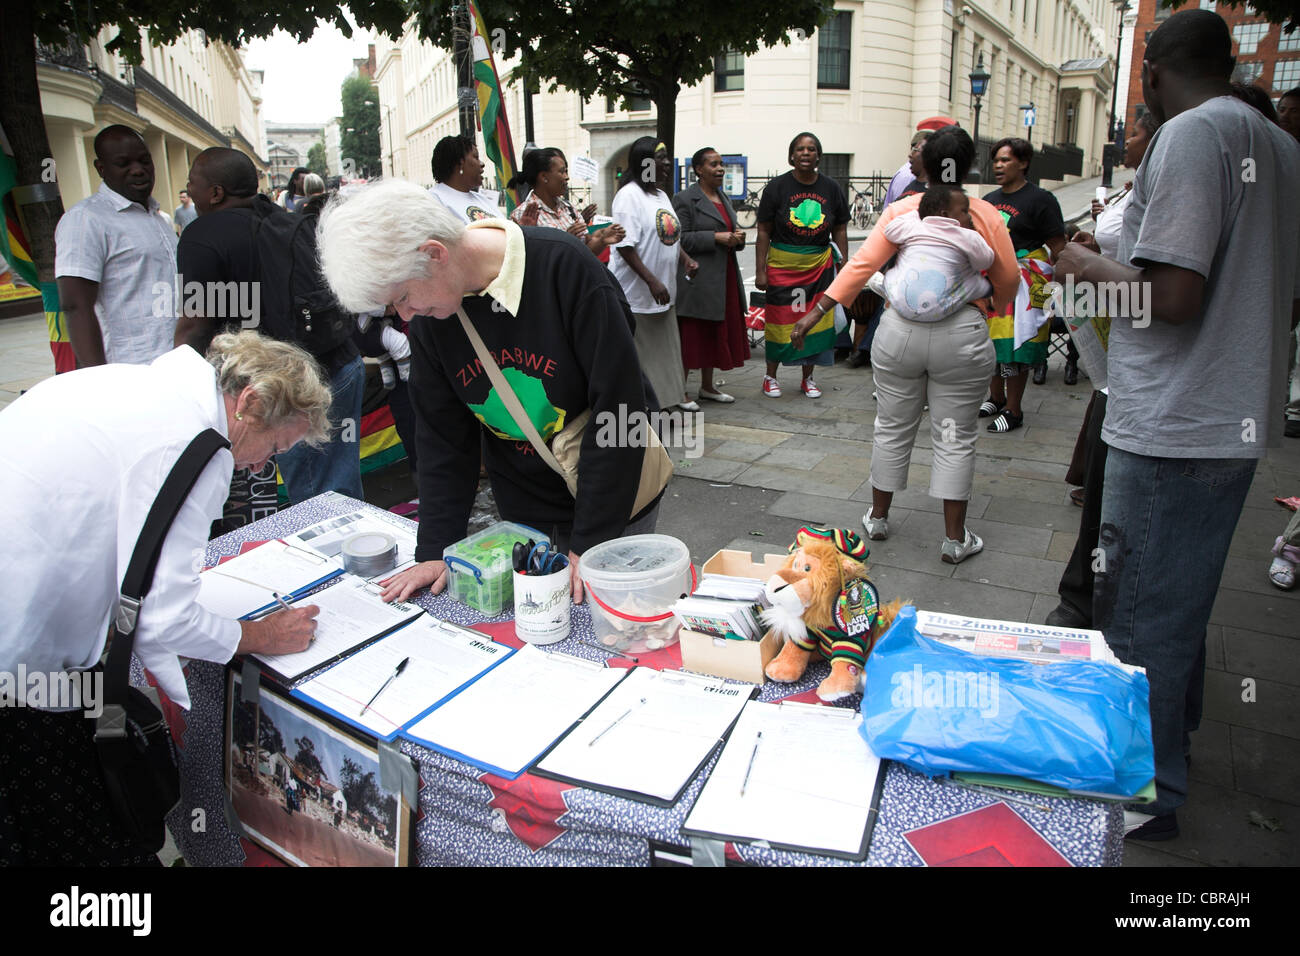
xmin=404 ymin=645 xmax=626 ymax=776
xmin=197 ymin=540 xmax=339 ymax=619
xmin=535 ymin=668 xmax=753 ymax=803
xmin=251 ymin=575 xmax=423 ymax=682
xmin=283 ymin=508 xmax=419 ymax=581
xmin=683 ymin=701 xmax=882 ymax=857
xmin=294 ymin=618 xmax=511 ymax=739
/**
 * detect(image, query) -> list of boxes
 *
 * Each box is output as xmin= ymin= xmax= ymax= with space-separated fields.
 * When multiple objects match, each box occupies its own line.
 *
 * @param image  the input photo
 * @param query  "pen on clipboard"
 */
xmin=272 ymin=591 xmax=294 ymax=612
xmin=740 ymin=731 xmax=763 ymax=797
xmin=360 ymin=657 xmax=409 ymax=717
xmin=588 ymin=697 xmax=647 ymax=747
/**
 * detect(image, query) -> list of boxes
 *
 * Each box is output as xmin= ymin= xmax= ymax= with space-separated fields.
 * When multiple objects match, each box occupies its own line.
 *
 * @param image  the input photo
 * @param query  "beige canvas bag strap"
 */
xmin=456 ymin=308 xmax=579 ymax=496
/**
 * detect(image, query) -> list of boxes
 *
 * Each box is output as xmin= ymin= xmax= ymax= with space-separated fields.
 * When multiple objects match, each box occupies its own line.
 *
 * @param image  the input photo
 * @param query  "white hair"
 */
xmin=316 ymin=179 xmax=466 ymax=313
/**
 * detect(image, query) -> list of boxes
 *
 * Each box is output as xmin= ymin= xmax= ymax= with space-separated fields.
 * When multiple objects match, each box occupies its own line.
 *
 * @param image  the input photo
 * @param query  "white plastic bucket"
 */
xmin=580 ymin=535 xmax=694 ymax=654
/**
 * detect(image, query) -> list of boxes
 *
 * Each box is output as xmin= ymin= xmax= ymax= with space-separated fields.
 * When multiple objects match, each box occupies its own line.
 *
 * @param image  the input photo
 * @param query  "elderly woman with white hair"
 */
xmin=0 ymin=332 xmax=329 ymax=864
xmin=316 ymin=179 xmax=660 ymax=604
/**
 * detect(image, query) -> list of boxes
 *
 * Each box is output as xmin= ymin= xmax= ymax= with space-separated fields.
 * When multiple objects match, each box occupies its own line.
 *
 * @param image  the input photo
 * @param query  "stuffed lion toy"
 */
xmin=762 ymin=527 xmax=907 ymax=701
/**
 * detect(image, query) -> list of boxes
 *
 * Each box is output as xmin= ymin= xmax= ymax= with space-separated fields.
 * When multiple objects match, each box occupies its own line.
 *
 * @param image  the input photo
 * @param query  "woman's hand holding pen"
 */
xmin=237 ymin=605 xmax=320 ymax=655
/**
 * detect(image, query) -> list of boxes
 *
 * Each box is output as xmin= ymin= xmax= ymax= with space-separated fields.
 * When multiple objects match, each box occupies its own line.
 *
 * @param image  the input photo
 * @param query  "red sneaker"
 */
xmin=801 ymin=378 xmax=822 ymax=399
xmin=762 ymin=376 xmax=782 ymax=398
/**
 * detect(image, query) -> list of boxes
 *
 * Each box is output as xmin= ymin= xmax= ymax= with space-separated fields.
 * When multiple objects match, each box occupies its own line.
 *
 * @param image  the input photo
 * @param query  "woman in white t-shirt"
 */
xmin=428 ymin=135 xmax=505 ymax=223
xmin=609 ymin=137 xmax=698 ymax=410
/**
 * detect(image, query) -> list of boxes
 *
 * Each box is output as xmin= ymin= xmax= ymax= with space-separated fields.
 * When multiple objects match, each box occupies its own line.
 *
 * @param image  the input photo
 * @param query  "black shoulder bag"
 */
xmin=94 ymin=428 xmax=230 ymax=852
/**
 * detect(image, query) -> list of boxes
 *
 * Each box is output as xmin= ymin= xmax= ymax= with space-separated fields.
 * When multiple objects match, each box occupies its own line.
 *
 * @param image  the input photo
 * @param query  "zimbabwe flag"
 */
xmin=469 ymin=2 xmax=519 ymax=213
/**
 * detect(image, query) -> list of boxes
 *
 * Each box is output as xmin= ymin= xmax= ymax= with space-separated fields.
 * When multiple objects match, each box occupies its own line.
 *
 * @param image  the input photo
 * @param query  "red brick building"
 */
xmin=1125 ymin=1 xmax=1299 ymax=131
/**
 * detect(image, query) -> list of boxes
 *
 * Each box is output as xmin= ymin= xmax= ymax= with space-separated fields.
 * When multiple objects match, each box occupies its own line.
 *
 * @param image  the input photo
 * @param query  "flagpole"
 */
xmin=453 ymin=4 xmax=476 ymax=138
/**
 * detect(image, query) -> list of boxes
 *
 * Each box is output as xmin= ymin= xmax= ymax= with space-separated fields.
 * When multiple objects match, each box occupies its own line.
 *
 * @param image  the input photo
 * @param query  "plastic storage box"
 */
xmin=443 ymin=521 xmax=545 ymax=616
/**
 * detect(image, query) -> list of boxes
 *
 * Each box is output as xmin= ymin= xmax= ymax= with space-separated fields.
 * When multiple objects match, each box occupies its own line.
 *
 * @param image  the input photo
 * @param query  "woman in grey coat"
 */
xmin=673 ymin=148 xmax=751 ymax=404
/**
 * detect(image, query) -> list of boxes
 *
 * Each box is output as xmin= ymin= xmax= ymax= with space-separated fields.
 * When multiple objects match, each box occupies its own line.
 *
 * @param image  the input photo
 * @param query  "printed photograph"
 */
xmin=225 ymin=670 xmax=411 ymax=867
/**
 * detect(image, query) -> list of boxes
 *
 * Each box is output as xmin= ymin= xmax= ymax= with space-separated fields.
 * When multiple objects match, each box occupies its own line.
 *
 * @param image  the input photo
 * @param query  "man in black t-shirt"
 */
xmin=177 ymin=147 xmax=365 ymax=509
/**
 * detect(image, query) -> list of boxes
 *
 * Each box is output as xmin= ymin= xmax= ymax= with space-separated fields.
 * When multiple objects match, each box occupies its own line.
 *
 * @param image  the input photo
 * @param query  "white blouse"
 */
xmin=0 ymin=347 xmax=242 ymax=710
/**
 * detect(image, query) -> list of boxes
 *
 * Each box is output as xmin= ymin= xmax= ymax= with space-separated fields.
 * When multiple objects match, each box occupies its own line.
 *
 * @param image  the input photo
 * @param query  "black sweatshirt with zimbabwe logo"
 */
xmin=408 ymin=226 xmax=659 ymax=561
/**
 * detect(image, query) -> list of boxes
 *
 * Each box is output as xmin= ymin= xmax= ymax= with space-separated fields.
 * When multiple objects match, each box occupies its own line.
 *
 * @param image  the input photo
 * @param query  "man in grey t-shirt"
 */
xmin=173 ymin=189 xmax=198 ymax=234
xmin=1054 ymin=10 xmax=1300 ymax=843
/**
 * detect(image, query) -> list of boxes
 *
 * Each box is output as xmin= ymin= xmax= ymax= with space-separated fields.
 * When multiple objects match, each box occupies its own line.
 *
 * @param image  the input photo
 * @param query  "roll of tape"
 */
xmin=342 ymin=531 xmax=398 ymax=577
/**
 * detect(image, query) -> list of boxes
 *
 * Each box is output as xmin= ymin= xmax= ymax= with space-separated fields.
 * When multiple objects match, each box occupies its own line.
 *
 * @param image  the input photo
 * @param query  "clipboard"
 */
xmin=532 ymin=668 xmax=759 ymax=808
xmin=198 ymin=538 xmax=344 ymax=620
xmin=402 ymin=645 xmax=631 ymax=779
xmin=680 ymin=700 xmax=887 ymax=862
xmin=290 ymin=618 xmax=517 ymax=742
xmin=250 ymin=576 xmax=424 ymax=685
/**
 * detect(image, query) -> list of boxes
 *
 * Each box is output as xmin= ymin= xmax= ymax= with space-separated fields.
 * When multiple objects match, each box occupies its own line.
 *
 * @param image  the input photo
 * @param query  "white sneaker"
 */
xmin=862 ymin=509 xmax=889 ymax=541
xmin=941 ymin=528 xmax=984 ymax=564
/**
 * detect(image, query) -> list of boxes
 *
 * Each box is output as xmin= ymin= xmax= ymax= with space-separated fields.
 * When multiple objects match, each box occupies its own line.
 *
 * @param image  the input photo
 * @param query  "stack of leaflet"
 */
xmin=672 ymin=574 xmax=770 ymax=641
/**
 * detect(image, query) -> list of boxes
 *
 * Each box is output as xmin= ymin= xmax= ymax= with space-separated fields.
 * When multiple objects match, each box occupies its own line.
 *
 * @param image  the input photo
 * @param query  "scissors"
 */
xmin=514 ymin=540 xmax=567 ymax=575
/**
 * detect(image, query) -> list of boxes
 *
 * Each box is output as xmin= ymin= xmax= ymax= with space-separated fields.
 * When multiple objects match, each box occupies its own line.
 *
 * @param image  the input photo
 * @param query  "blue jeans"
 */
xmin=1093 ymin=447 xmax=1256 ymax=815
xmin=276 ymin=355 xmax=365 ymax=505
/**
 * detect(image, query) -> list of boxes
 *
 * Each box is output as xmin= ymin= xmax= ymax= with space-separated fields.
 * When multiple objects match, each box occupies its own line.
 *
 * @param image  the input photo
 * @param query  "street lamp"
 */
xmin=969 ymin=53 xmax=991 ymax=184
xmin=1102 ymin=0 xmax=1132 ymax=188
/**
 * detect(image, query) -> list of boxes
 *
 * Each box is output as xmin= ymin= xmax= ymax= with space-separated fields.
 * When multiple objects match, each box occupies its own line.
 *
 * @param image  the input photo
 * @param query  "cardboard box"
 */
xmin=678 ymin=549 xmax=787 ymax=684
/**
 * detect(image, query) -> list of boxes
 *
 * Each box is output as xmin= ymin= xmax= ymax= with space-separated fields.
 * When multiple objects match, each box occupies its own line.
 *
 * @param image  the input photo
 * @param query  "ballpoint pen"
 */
xmin=740 ymin=731 xmax=763 ymax=797
xmin=588 ymin=697 xmax=647 ymax=746
xmin=360 ymin=657 xmax=409 ymax=717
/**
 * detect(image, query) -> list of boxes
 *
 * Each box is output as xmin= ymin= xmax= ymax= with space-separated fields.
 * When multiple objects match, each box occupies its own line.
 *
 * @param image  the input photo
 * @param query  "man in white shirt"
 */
xmin=55 ymin=125 xmax=178 ymax=367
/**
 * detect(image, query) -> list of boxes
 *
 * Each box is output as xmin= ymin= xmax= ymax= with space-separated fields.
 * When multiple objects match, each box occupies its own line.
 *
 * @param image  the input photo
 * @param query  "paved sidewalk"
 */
xmin=2 ymin=192 xmax=1294 ymax=867
xmin=654 ymin=348 xmax=1298 ymax=868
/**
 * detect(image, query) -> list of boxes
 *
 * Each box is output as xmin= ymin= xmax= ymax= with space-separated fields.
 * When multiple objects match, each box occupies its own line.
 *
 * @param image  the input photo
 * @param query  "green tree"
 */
xmin=307 ymin=137 xmax=328 ymax=177
xmin=411 ymin=0 xmax=837 ymax=186
xmin=1161 ymin=0 xmax=1297 ymax=28
xmin=1 ymin=2 xmax=407 ymax=299
xmin=292 ymin=735 xmax=323 ymax=778
xmin=340 ymin=73 xmax=381 ymax=179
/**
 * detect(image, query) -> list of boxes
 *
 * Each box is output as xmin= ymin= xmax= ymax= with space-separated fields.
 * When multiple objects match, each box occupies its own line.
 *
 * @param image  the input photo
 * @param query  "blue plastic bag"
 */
xmin=860 ymin=606 xmax=1154 ymax=797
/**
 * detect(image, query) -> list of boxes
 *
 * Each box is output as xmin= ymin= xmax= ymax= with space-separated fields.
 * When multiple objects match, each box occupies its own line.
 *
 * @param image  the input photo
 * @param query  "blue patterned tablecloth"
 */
xmin=153 ymin=493 xmax=1125 ymax=867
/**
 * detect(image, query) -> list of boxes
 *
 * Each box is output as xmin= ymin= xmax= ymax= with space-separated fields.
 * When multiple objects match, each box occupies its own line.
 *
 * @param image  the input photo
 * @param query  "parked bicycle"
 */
xmin=732 ymin=186 xmax=763 ymax=229
xmin=849 ymin=185 xmax=879 ymax=231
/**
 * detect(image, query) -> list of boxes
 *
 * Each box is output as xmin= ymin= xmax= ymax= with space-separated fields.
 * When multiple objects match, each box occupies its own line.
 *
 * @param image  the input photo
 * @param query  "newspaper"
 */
xmin=913 ymin=610 xmax=1124 ymax=668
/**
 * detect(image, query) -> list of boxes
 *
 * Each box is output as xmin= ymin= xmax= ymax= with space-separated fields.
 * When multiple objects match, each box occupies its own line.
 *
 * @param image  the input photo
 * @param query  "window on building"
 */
xmin=820 ymin=153 xmax=851 ymax=193
xmin=1274 ymin=59 xmax=1300 ymax=91
xmin=714 ymin=49 xmax=745 ymax=91
xmin=1199 ymin=0 xmax=1216 ymax=10
xmin=607 ymin=88 xmax=651 ymax=112
xmin=1279 ymin=30 xmax=1300 ymax=53
xmin=817 ymin=11 xmax=852 ymax=89
xmin=947 ymin=29 xmax=958 ymax=101
xmin=1154 ymin=3 xmax=1171 ymax=20
xmin=1233 ymin=60 xmax=1264 ymax=85
xmin=1233 ymin=22 xmax=1269 ymax=55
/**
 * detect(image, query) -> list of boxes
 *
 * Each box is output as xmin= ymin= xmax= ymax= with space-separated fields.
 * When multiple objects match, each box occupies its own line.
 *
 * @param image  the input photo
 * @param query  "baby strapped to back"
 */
xmin=873 ymin=185 xmax=993 ymax=321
